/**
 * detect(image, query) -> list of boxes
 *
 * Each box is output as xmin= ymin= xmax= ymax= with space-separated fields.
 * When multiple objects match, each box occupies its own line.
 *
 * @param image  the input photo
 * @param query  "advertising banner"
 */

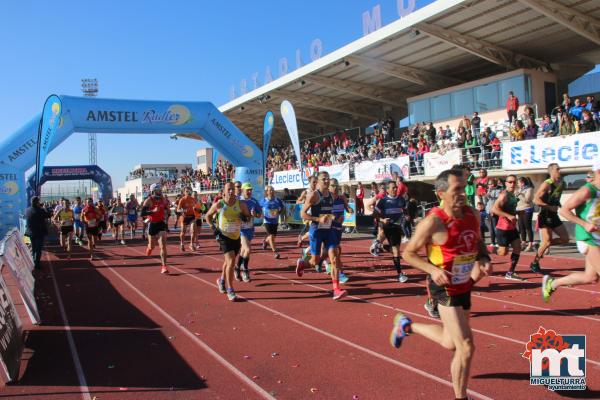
xmin=285 ymin=203 xmax=304 ymax=225
xmin=342 ymin=203 xmax=356 ymax=227
xmin=354 ymin=156 xmax=410 ymax=182
xmin=271 ymin=167 xmax=314 ymax=191
xmin=281 ymin=101 xmax=302 ymax=170
xmin=0 ymin=228 xmax=40 ymax=324
xmin=502 ymin=132 xmax=600 ymax=170
xmin=0 ymin=276 xmax=24 ymax=383
xmin=424 ymin=148 xmax=462 ymax=177
xmin=35 ymin=95 xmax=62 ymax=194
xmin=319 ymin=163 xmax=350 ymax=183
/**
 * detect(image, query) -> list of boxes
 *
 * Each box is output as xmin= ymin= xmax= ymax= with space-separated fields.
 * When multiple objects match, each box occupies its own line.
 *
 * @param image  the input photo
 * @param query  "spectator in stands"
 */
xmin=485 ymin=178 xmax=501 ymax=248
xmin=510 ymin=120 xmax=525 ymax=141
xmin=524 ymin=118 xmax=539 ymax=140
xmin=541 ymin=115 xmax=556 ymax=137
xmin=506 ymin=91 xmax=519 ymax=123
xmin=283 ymin=188 xmax=297 ymax=202
xmin=471 ymin=111 xmax=481 ymax=137
xmin=516 ymin=177 xmax=535 ymax=252
xmin=480 ymin=128 xmax=492 ymax=167
xmin=464 ymin=131 xmax=480 ymax=167
xmin=465 ymin=166 xmax=476 ymax=207
xmin=521 ymin=104 xmax=535 ymax=121
xmin=355 ymin=182 xmax=365 ymax=215
xmin=560 ymin=113 xmax=576 ymax=135
xmin=569 ymin=98 xmax=584 ymax=121
xmin=426 ymin=122 xmax=436 ymax=142
xmin=579 ymin=109 xmax=599 ymax=133
xmin=585 ymin=95 xmax=595 ymax=111
xmin=561 ymin=93 xmax=571 ymax=111
xmin=25 ymin=196 xmax=50 ymax=270
xmin=458 ymin=115 xmax=471 ymax=131
xmin=475 ymin=169 xmax=489 ymax=205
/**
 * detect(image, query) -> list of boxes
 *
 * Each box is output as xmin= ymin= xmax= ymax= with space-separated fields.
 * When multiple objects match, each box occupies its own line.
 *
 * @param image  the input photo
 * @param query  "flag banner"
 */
xmin=280 ymin=100 xmax=302 ymax=170
xmin=35 ymin=95 xmax=62 ymax=194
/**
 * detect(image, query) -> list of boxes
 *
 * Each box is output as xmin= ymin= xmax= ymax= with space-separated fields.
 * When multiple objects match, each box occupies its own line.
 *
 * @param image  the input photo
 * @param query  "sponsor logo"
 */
xmin=523 ymin=327 xmax=586 ymax=391
xmin=0 ymin=181 xmax=19 ymax=195
xmin=7 ymin=139 xmax=37 ymax=162
xmin=510 ymin=140 xmax=598 ymax=166
xmin=142 ymin=105 xmax=192 ymax=125
xmin=87 ymin=110 xmax=138 ymax=122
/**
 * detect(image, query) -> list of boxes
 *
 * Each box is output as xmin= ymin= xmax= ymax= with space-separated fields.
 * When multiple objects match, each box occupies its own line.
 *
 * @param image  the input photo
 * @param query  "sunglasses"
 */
xmin=506 ymin=180 xmax=516 ymax=183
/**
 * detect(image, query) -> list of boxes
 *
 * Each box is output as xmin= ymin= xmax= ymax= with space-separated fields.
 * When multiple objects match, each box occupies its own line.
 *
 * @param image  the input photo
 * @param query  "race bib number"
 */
xmin=74 ymin=213 xmax=81 ymax=221
xmin=318 ymin=214 xmax=333 ymax=229
xmin=62 ymin=219 xmax=73 ymax=227
xmin=268 ymin=209 xmax=279 ymax=218
xmin=222 ymin=221 xmax=241 ymax=233
xmin=241 ymin=220 xmax=253 ymax=230
xmin=87 ymin=219 xmax=97 ymax=227
xmin=128 ymin=209 xmax=136 ymax=215
xmin=114 ymin=215 xmax=123 ymax=223
xmin=451 ymin=253 xmax=476 ymax=285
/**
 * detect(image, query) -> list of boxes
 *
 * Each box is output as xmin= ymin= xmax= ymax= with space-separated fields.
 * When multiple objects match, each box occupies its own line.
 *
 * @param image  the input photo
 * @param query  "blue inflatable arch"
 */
xmin=0 ymin=95 xmax=263 ymax=236
xmin=26 ymin=165 xmax=113 ymax=206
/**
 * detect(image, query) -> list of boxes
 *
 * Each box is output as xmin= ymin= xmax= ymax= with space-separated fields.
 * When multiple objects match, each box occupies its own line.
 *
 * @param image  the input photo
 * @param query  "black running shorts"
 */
xmin=427 ymin=277 xmax=472 ymax=310
xmin=148 ymin=221 xmax=167 ymax=236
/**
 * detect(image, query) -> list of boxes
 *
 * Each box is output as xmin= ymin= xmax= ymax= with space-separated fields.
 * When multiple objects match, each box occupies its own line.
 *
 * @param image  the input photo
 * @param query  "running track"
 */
xmin=2 ymin=229 xmax=599 ymax=399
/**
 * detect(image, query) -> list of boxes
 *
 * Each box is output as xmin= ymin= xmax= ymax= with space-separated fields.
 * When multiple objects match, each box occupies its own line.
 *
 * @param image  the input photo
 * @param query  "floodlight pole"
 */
xmin=81 ymin=78 xmax=98 ymax=196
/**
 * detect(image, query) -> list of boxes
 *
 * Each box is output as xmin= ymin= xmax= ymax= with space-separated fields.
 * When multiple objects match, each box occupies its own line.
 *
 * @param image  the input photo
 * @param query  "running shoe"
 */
xmin=542 ymin=275 xmax=555 ymax=303
xmin=161 ymin=265 xmax=169 ymax=274
xmin=398 ymin=273 xmax=409 ymax=283
xmin=295 ymin=258 xmax=305 ymax=277
xmin=274 ymin=252 xmax=281 ymax=259
xmin=333 ymin=288 xmax=347 ymax=301
xmin=505 ymin=271 xmax=526 ymax=281
xmin=190 ymin=244 xmax=197 ymax=252
xmin=180 ymin=243 xmax=185 ymax=251
xmin=369 ymin=243 xmax=380 ymax=257
xmin=241 ymin=269 xmax=251 ymax=283
xmin=217 ymin=278 xmax=226 ymax=294
xmin=530 ymin=261 xmax=542 ymax=274
xmin=234 ymin=267 xmax=241 ymax=282
xmin=324 ymin=260 xmax=331 ymax=274
xmin=390 ymin=313 xmax=412 ymax=348
xmin=262 ymin=241 xmax=267 ymax=250
xmin=424 ymin=299 xmax=440 ymax=319
xmin=120 ymin=240 xmax=126 ymax=245
xmin=226 ymin=289 xmax=237 ymax=302
xmin=146 ymin=246 xmax=153 ymax=256
xmin=339 ymin=271 xmax=349 ymax=284
xmin=315 ymin=261 xmax=322 ymax=273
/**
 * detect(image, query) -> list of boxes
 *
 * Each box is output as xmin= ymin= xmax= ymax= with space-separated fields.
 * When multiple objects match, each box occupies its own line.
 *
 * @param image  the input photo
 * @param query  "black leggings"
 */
xmin=518 ymin=210 xmax=534 ymax=243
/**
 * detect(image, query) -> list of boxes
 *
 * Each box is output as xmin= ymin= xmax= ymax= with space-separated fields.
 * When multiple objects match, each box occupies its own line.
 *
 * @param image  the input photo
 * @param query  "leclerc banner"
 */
xmin=271 ymin=167 xmax=314 ymax=191
xmin=0 ymin=228 xmax=40 ymax=324
xmin=319 ymin=163 xmax=350 ymax=183
xmin=280 ymin=100 xmax=302 ymax=169
xmin=502 ymin=131 xmax=600 ymax=170
xmin=424 ymin=148 xmax=462 ymax=177
xmin=0 ymin=275 xmax=24 ymax=383
xmin=35 ymin=95 xmax=62 ymax=194
xmin=354 ymin=156 xmax=410 ymax=182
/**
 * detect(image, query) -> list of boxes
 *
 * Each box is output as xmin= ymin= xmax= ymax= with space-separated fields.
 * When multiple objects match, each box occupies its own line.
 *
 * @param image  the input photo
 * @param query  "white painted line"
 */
xmin=99 ymin=260 xmax=276 ymax=400
xmin=47 ymin=256 xmax=92 ymax=400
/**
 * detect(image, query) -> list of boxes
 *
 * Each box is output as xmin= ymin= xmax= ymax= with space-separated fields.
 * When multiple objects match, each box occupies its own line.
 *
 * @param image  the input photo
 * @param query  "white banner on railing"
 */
xmin=0 ymin=228 xmax=40 ymax=324
xmin=271 ymin=167 xmax=315 ymax=190
xmin=502 ymin=132 xmax=600 ymax=170
xmin=424 ymin=148 xmax=462 ymax=177
xmin=319 ymin=163 xmax=350 ymax=183
xmin=354 ymin=156 xmax=410 ymax=182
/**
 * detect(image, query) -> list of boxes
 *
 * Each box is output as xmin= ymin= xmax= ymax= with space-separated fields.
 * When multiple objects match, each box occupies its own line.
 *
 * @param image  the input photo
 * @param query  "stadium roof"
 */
xmin=219 ymin=0 xmax=600 ymax=144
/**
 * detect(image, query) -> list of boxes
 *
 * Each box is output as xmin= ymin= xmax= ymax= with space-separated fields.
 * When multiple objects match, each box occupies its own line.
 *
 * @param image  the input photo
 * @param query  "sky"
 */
xmin=0 ymin=0 xmax=435 ymax=189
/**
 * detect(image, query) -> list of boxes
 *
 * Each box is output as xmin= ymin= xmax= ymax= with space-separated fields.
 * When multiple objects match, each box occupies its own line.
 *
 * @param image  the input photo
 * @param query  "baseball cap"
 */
xmin=241 ymin=182 xmax=253 ymax=190
xmin=150 ymin=183 xmax=161 ymax=192
xmin=593 ymin=158 xmax=600 ymax=172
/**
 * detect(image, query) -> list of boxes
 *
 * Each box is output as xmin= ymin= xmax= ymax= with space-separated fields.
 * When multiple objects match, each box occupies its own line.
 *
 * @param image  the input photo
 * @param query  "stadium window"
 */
xmin=431 ymin=94 xmax=451 ymax=121
xmin=474 ymin=82 xmax=499 ymax=112
xmin=410 ymin=98 xmax=431 ymax=124
xmin=451 ymin=88 xmax=474 ymax=117
xmin=197 ymin=155 xmax=206 ymax=165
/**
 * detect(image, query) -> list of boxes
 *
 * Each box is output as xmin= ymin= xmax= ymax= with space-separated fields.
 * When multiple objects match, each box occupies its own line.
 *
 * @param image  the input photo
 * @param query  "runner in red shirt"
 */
xmin=390 ymin=169 xmax=492 ymax=400
xmin=142 ymin=183 xmax=171 ymax=274
xmin=82 ymin=198 xmax=100 ymax=261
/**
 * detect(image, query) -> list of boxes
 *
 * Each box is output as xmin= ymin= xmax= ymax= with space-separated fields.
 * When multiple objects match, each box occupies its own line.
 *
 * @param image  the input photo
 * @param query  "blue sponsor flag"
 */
xmin=35 ymin=95 xmax=62 ymax=194
xmin=280 ymin=101 xmax=302 ymax=170
xmin=263 ymin=111 xmax=274 ymax=182
xmin=212 ymin=148 xmax=219 ymax=172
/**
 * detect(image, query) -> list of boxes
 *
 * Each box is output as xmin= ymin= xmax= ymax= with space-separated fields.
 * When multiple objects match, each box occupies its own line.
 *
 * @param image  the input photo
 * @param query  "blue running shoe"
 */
xmin=339 ymin=271 xmax=349 ymax=284
xmin=390 ymin=313 xmax=412 ymax=348
xmin=323 ymin=260 xmax=331 ymax=274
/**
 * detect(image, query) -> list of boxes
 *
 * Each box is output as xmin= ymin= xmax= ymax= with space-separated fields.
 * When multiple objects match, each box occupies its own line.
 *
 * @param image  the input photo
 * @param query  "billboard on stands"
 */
xmin=354 ymin=156 xmax=409 ymax=182
xmin=0 ymin=276 xmax=24 ymax=384
xmin=319 ymin=163 xmax=350 ymax=183
xmin=424 ymin=148 xmax=462 ymax=177
xmin=271 ymin=167 xmax=315 ymax=190
xmin=503 ymin=132 xmax=600 ymax=170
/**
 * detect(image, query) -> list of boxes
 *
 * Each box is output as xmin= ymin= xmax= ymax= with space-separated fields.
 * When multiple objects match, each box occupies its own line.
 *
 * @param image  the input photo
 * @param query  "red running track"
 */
xmin=2 ymin=229 xmax=599 ymax=399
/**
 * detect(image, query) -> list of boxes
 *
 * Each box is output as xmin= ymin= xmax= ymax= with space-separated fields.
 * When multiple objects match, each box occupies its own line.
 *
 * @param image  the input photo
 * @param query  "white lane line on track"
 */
xmin=98 ymin=260 xmax=276 ymax=400
xmin=47 ymin=256 xmax=92 ymax=400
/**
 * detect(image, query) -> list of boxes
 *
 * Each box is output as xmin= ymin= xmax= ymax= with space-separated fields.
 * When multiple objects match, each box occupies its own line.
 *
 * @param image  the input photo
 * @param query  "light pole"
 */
xmin=81 ymin=78 xmax=98 ymax=196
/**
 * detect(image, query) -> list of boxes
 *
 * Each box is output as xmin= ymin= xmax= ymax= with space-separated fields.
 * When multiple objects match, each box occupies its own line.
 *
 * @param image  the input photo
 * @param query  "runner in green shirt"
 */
xmin=542 ymin=160 xmax=600 ymax=302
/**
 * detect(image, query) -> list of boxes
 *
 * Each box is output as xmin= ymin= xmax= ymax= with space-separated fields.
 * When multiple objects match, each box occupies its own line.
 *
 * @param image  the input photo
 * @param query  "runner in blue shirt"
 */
xmin=374 ymin=181 xmax=409 ymax=283
xmin=261 ymin=186 xmax=285 ymax=259
xmin=72 ymin=197 xmax=84 ymax=245
xmin=236 ymin=182 xmax=263 ymax=282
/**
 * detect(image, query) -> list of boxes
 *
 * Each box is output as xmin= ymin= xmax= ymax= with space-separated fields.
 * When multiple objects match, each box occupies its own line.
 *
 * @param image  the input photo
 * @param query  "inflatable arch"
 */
xmin=0 ymin=95 xmax=263 ymax=236
xmin=26 ymin=165 xmax=113 ymax=206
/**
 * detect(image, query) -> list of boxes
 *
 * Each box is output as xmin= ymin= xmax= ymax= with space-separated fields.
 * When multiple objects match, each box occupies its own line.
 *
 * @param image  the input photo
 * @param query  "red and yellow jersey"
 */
xmin=427 ymin=206 xmax=480 ymax=296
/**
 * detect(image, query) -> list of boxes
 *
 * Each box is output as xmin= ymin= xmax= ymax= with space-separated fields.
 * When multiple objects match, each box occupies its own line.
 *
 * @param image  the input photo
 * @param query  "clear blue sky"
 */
xmin=0 ymin=0 xmax=433 ymax=189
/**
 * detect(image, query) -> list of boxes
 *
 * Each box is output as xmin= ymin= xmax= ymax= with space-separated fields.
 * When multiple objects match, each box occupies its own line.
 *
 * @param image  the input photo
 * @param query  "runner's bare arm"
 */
xmin=204 ymin=202 xmax=221 ymax=228
xmin=301 ymin=191 xmax=318 ymax=222
xmin=297 ymin=190 xmax=307 ymax=204
xmin=533 ymin=181 xmax=555 ymax=210
xmin=240 ymin=201 xmax=251 ymax=219
xmin=403 ymin=215 xmax=450 ymax=286
xmin=473 ymin=210 xmax=492 ymax=275
xmin=491 ymin=192 xmax=511 ymax=219
xmin=559 ymin=186 xmax=595 ymax=232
